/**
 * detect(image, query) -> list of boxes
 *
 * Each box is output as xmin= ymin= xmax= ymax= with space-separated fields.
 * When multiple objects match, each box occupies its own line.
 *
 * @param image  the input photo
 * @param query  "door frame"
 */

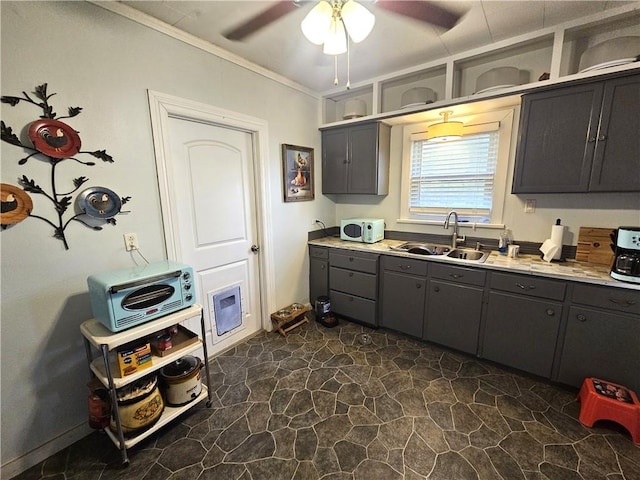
xmin=147 ymin=89 xmax=276 ymax=333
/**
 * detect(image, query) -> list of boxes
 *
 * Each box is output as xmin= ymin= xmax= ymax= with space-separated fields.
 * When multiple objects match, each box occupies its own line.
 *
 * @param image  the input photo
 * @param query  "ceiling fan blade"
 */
xmin=224 ymin=2 xmax=301 ymax=41
xmin=376 ymin=1 xmax=461 ymax=30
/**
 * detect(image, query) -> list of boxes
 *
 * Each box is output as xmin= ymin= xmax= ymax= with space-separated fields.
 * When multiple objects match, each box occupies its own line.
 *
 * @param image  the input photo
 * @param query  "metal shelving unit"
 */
xmin=81 ymin=304 xmax=213 ymax=465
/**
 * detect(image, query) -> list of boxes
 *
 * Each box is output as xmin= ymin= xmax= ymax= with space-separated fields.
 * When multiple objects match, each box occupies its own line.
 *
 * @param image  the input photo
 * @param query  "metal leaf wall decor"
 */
xmin=1 ymin=83 xmax=131 ymax=250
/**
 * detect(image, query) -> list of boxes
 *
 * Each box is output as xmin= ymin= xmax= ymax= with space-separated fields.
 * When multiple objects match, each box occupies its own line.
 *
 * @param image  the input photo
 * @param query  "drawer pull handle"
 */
xmin=577 ymin=314 xmax=587 ymax=322
xmin=609 ymin=298 xmax=636 ymax=307
xmin=546 ymin=309 xmax=555 ymax=316
xmin=416 ymin=283 xmax=422 ymax=289
xmin=400 ymin=264 xmax=411 ymax=270
xmin=434 ymin=286 xmax=440 ymax=292
xmin=449 ymin=273 xmax=463 ymax=279
xmin=349 ymin=272 xmax=354 ymax=277
xmin=321 ymin=265 xmax=326 ymax=270
xmin=349 ymin=257 xmax=354 ymax=262
xmin=515 ymin=283 xmax=536 ymax=290
xmin=598 ymin=134 xmax=607 ymax=141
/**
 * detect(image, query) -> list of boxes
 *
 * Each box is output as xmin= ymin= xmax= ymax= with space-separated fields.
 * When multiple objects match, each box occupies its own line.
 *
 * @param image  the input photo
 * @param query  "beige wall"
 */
xmin=0 ymin=1 xmax=334 ymax=474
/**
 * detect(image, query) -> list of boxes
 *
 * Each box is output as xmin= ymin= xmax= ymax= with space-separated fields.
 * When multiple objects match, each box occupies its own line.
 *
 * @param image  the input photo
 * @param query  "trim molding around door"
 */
xmin=147 ymin=89 xmax=276 ymax=332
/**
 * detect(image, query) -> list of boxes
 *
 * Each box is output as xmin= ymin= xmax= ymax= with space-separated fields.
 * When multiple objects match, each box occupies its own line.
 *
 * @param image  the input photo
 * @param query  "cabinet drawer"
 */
xmin=330 ymin=290 xmax=377 ymax=326
xmin=430 ymin=264 xmax=486 ymax=287
xmin=330 ymin=251 xmax=378 ymax=273
xmin=309 ymin=246 xmax=328 ymax=260
xmin=571 ymin=284 xmax=640 ymax=315
xmin=382 ymin=255 xmax=428 ymax=276
xmin=490 ymin=272 xmax=566 ymax=300
xmin=330 ymin=267 xmax=377 ymax=299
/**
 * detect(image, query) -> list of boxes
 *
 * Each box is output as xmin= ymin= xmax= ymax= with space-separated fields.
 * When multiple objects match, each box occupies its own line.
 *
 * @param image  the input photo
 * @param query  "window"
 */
xmin=400 ymin=110 xmax=514 ymax=227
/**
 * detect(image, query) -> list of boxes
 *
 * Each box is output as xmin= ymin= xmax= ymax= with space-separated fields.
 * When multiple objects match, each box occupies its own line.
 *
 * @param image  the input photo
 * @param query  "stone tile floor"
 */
xmin=13 ymin=318 xmax=640 ymax=480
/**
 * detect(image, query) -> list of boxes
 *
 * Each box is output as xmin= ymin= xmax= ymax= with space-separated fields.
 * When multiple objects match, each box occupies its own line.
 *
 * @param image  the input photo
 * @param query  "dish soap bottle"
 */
xmin=499 ymin=228 xmax=512 ymax=255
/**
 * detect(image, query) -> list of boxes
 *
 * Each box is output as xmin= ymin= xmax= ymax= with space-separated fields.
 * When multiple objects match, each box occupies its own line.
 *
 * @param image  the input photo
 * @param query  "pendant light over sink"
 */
xmin=427 ymin=111 xmax=464 ymax=142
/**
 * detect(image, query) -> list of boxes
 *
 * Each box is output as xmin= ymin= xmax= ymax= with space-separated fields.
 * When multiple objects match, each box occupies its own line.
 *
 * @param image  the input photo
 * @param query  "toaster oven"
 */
xmin=87 ymin=260 xmax=195 ymax=332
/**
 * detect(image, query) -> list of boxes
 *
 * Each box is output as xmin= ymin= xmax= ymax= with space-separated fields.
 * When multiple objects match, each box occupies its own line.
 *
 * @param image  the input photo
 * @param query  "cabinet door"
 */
xmin=424 ymin=280 xmax=483 ymax=355
xmin=557 ymin=306 xmax=640 ymax=393
xmin=309 ymin=257 xmax=329 ymax=305
xmin=483 ymin=291 xmax=561 ymax=378
xmin=322 ymin=128 xmax=349 ymax=194
xmin=348 ymin=123 xmax=387 ymax=194
xmin=512 ymin=82 xmax=603 ymax=193
xmin=589 ymin=74 xmax=640 ymax=192
xmin=380 ymin=271 xmax=426 ymax=338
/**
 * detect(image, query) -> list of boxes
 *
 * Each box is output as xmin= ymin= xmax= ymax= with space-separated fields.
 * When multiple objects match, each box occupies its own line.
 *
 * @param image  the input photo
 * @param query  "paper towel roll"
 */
xmin=550 ymin=224 xmax=565 ymax=260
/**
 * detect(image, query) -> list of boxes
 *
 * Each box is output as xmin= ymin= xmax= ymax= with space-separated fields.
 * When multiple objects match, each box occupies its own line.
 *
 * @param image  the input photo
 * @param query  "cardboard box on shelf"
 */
xmin=117 ymin=341 xmax=152 ymax=377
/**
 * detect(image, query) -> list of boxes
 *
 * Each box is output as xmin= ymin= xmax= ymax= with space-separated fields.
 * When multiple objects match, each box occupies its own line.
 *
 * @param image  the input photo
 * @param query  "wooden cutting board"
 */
xmin=576 ymin=227 xmax=616 ymax=265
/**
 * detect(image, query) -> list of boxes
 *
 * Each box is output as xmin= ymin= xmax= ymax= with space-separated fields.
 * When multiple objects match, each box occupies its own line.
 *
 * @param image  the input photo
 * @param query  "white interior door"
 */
xmin=148 ymin=91 xmax=275 ymax=356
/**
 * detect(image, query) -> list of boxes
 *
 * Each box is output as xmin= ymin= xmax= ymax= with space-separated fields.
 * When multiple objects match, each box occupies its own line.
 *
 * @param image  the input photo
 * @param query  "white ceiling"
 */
xmin=119 ymin=0 xmax=629 ymax=92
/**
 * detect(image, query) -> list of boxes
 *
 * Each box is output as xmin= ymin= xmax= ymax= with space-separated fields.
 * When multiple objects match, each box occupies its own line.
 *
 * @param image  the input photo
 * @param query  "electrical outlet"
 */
xmin=123 ymin=233 xmax=139 ymax=251
xmin=524 ymin=199 xmax=536 ymax=213
xmin=312 ymin=219 xmax=318 ymax=227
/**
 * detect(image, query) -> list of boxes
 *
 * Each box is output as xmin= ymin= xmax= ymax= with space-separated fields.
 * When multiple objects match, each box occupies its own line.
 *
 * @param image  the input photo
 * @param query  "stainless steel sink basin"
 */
xmin=446 ymin=248 xmax=490 ymax=263
xmin=390 ymin=242 xmax=450 ymax=256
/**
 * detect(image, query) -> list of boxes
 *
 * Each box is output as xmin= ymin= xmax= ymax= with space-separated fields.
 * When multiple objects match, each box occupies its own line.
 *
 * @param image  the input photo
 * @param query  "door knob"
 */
xmin=251 ymin=245 xmax=260 ymax=253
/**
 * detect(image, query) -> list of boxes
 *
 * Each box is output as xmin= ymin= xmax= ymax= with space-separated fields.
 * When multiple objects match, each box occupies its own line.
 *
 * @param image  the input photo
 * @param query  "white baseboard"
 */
xmin=1 ymin=423 xmax=92 ymax=480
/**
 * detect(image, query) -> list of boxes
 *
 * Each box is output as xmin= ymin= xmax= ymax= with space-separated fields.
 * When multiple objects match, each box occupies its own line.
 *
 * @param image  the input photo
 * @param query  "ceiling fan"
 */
xmin=223 ymin=0 xmax=462 ymax=41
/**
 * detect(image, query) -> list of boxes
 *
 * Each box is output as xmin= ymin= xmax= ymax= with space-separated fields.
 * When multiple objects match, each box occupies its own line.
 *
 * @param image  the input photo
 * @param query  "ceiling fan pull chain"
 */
xmin=346 ymin=35 xmax=351 ymax=90
xmin=334 ymin=55 xmax=339 ymax=86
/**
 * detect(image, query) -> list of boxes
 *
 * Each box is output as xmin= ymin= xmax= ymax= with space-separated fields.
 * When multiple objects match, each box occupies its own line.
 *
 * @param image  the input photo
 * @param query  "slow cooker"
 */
xmin=160 ymin=356 xmax=203 ymax=406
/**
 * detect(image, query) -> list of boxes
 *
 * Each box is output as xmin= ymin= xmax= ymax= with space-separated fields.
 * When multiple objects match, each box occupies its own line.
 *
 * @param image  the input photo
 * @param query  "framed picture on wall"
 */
xmin=282 ymin=144 xmax=314 ymax=202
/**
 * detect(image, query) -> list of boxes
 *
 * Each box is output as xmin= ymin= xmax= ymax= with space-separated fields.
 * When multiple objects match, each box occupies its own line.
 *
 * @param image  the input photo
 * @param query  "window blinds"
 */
xmin=409 ymin=130 xmax=500 ymax=222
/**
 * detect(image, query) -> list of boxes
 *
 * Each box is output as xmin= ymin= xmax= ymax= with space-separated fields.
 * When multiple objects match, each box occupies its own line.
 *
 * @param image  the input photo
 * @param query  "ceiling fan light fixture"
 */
xmin=301 ymin=0 xmax=333 ymax=45
xmin=323 ymin=17 xmax=347 ymax=55
xmin=341 ymin=0 xmax=375 ymax=43
xmin=426 ymin=111 xmax=464 ymax=142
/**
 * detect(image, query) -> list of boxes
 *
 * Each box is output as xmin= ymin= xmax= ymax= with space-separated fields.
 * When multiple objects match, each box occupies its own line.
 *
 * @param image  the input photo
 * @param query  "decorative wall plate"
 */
xmin=28 ymin=119 xmax=81 ymax=158
xmin=0 ymin=183 xmax=33 ymax=225
xmin=77 ymin=186 xmax=122 ymax=219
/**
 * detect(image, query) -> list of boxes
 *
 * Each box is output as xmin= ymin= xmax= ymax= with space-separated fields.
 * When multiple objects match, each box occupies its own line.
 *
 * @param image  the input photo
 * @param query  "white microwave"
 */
xmin=340 ymin=218 xmax=385 ymax=243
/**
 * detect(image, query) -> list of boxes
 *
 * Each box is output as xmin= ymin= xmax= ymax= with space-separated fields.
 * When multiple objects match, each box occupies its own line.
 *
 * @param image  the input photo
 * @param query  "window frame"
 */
xmin=399 ymin=109 xmax=515 ymax=229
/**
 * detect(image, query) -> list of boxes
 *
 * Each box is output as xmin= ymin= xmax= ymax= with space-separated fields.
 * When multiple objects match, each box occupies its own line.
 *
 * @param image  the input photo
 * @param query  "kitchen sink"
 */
xmin=446 ymin=248 xmax=490 ymax=263
xmin=390 ymin=242 xmax=450 ymax=255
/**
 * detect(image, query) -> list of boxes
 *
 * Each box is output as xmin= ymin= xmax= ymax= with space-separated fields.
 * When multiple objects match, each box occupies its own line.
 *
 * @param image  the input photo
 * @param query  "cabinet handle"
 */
xmin=598 ymin=134 xmax=607 ymax=141
xmin=609 ymin=298 xmax=636 ymax=307
xmin=576 ymin=314 xmax=587 ymax=322
xmin=349 ymin=257 xmax=354 ymax=262
xmin=349 ymin=272 xmax=354 ymax=277
xmin=434 ymin=286 xmax=440 ymax=292
xmin=515 ymin=283 xmax=536 ymax=290
xmin=546 ymin=308 xmax=555 ymax=316
xmin=587 ymin=136 xmax=597 ymax=143
xmin=343 ymin=159 xmax=348 ymax=164
xmin=321 ymin=264 xmax=326 ymax=270
xmin=449 ymin=273 xmax=463 ymax=279
xmin=416 ymin=283 xmax=422 ymax=289
xmin=399 ymin=264 xmax=412 ymax=270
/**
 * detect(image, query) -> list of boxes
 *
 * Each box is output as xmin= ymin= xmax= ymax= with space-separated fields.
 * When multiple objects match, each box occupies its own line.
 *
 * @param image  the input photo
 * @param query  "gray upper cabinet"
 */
xmin=512 ymin=73 xmax=639 ymax=193
xmin=321 ymin=122 xmax=390 ymax=195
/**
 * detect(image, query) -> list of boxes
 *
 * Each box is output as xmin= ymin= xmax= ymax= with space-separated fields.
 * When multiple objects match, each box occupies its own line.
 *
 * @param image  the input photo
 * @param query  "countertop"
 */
xmin=309 ymin=237 xmax=640 ymax=291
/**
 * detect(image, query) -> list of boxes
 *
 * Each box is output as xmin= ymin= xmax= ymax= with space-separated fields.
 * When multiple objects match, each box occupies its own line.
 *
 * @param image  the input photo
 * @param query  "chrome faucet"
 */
xmin=444 ymin=211 xmax=465 ymax=249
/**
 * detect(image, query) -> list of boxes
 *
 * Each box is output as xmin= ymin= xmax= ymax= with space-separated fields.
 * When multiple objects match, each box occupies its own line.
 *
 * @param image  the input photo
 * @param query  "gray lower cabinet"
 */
xmin=482 ymin=273 xmax=565 ymax=378
xmin=380 ymin=256 xmax=428 ymax=338
xmin=557 ymin=284 xmax=640 ymax=393
xmin=424 ymin=264 xmax=486 ymax=355
xmin=309 ymin=246 xmax=329 ymax=306
xmin=329 ymin=250 xmax=379 ymax=326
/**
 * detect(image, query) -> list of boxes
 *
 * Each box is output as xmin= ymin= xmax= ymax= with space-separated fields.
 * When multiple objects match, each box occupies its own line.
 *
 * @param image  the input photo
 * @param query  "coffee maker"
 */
xmin=611 ymin=226 xmax=640 ymax=284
